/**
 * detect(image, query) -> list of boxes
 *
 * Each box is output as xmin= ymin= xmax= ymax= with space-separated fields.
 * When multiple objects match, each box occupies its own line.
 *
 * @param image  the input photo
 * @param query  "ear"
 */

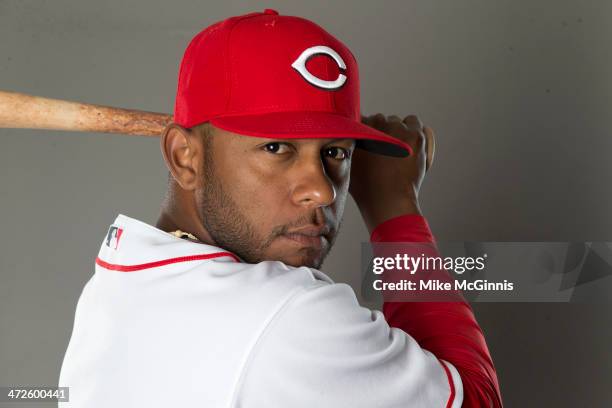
xmin=159 ymin=123 xmax=203 ymax=190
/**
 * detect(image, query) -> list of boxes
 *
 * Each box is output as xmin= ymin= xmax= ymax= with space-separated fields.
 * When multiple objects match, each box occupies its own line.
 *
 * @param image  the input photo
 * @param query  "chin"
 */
xmin=277 ymin=249 xmax=327 ymax=269
xmin=282 ymin=258 xmax=319 ymax=269
xmin=261 ymin=238 xmax=333 ymax=269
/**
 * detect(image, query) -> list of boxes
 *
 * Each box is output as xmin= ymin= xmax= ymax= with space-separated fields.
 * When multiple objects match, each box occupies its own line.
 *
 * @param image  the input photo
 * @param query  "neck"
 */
xmin=155 ymin=180 xmax=216 ymax=246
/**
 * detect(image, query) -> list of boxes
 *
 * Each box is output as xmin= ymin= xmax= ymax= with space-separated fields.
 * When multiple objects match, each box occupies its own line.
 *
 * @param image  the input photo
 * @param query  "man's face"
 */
xmin=195 ymin=125 xmax=355 ymax=269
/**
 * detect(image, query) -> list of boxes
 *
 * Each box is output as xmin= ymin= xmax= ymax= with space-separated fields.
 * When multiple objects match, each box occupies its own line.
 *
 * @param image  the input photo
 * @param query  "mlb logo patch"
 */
xmin=105 ymin=225 xmax=124 ymax=250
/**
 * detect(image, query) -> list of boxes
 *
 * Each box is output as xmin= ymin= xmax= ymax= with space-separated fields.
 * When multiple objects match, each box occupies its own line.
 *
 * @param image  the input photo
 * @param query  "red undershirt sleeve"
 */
xmin=371 ymin=214 xmax=504 ymax=408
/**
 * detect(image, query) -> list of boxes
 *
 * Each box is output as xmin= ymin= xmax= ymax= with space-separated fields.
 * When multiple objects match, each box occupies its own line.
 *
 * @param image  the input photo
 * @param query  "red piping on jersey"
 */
xmin=438 ymin=359 xmax=456 ymax=408
xmin=95 ymin=251 xmax=240 ymax=272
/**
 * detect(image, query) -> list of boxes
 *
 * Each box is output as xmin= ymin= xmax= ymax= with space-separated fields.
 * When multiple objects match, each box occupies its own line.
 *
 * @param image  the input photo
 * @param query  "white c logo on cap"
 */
xmin=291 ymin=45 xmax=347 ymax=90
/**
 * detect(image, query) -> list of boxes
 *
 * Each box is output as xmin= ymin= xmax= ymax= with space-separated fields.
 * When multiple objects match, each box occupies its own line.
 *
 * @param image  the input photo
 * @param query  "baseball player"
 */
xmin=59 ymin=9 xmax=502 ymax=407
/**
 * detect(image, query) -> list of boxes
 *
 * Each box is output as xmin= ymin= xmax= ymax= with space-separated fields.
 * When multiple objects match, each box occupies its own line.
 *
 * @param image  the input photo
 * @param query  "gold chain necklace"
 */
xmin=169 ymin=229 xmax=200 ymax=242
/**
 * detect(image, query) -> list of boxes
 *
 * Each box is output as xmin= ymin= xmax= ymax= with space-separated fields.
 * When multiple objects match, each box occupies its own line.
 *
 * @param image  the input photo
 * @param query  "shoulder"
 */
xmin=238 ymin=265 xmax=385 ymax=358
xmin=233 ymin=265 xmax=460 ymax=407
xmin=244 ymin=262 xmax=360 ymax=320
xmin=221 ymin=260 xmax=336 ymax=296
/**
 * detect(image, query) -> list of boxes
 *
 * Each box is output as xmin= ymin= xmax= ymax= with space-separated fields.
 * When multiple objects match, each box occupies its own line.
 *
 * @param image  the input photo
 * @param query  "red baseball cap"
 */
xmin=174 ymin=9 xmax=412 ymax=157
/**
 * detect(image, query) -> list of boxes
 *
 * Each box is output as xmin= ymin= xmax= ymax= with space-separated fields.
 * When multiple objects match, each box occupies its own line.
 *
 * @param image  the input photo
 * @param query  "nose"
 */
xmin=290 ymin=159 xmax=337 ymax=209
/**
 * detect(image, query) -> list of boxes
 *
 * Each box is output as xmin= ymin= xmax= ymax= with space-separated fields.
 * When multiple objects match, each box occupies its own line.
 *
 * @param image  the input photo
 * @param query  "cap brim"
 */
xmin=209 ymin=111 xmax=412 ymax=157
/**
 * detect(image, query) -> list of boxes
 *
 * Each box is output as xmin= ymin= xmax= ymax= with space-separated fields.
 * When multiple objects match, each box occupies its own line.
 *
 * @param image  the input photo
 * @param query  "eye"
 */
xmin=323 ymin=146 xmax=350 ymax=161
xmin=262 ymin=142 xmax=292 ymax=154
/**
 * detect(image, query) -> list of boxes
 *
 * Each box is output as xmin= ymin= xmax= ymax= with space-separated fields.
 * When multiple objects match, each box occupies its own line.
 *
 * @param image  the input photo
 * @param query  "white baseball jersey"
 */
xmin=58 ymin=214 xmax=463 ymax=407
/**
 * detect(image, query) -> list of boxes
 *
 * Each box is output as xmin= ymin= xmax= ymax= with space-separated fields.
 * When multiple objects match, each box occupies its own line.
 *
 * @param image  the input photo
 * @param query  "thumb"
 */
xmin=423 ymin=126 xmax=436 ymax=171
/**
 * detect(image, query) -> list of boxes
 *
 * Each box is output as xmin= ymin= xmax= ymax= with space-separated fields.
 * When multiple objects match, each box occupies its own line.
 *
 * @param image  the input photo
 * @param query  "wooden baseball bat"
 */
xmin=0 ymin=90 xmax=172 ymax=136
xmin=0 ymin=89 xmax=434 ymax=168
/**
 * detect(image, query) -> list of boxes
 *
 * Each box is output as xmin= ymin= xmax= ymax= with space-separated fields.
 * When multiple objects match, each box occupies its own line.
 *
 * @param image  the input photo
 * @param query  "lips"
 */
xmin=283 ymin=233 xmax=327 ymax=248
xmin=282 ymin=226 xmax=330 ymax=249
xmin=286 ymin=225 xmax=330 ymax=237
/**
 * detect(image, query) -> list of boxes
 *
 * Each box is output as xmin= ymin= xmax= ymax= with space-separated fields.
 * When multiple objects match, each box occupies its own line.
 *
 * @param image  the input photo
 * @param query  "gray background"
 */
xmin=1 ymin=0 xmax=610 ymax=406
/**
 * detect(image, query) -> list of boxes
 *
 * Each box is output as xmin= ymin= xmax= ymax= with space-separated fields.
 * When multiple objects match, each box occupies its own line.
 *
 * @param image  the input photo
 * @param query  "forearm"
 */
xmin=371 ymin=214 xmax=503 ymax=408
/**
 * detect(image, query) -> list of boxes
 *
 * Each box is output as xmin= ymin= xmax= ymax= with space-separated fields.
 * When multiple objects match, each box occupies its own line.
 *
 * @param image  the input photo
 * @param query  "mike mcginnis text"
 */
xmin=373 ymin=279 xmax=514 ymax=291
